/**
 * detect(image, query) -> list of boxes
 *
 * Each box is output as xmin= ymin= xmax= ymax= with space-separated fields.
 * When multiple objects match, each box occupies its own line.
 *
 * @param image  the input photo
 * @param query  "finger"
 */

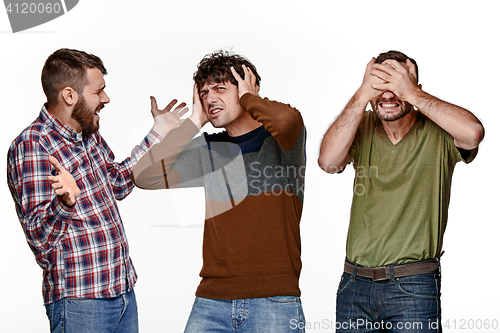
xmin=370 ymin=82 xmax=388 ymax=92
xmin=54 ymin=188 xmax=68 ymax=196
xmin=406 ymin=59 xmax=418 ymax=81
xmin=230 ymin=66 xmax=243 ymax=82
xmin=177 ymin=106 xmax=189 ymax=118
xmin=370 ymin=68 xmax=391 ymax=82
xmin=150 ymin=96 xmax=159 ymax=113
xmin=244 ymin=65 xmax=257 ymax=86
xmin=51 ymin=182 xmax=63 ymax=190
xmin=172 ymin=102 xmax=187 ymax=114
xmin=48 ymin=156 xmax=65 ymax=174
xmin=163 ymin=99 xmax=178 ymax=112
xmin=193 ymin=84 xmax=202 ymax=103
xmin=381 ymin=59 xmax=402 ymax=70
xmin=372 ymin=63 xmax=395 ymax=76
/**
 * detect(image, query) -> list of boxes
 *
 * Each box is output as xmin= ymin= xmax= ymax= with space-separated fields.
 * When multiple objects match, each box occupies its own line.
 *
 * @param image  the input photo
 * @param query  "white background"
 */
xmin=1 ymin=1 xmax=498 ymax=332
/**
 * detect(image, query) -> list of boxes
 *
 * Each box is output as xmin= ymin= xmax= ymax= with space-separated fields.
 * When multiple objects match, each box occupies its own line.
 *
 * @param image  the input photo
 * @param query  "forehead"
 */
xmin=85 ymin=67 xmax=105 ymax=89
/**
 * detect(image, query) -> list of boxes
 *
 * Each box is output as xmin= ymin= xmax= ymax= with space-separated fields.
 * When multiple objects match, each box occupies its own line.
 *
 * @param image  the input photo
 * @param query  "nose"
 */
xmin=101 ymin=91 xmax=110 ymax=104
xmin=206 ymin=89 xmax=218 ymax=104
xmin=381 ymin=91 xmax=396 ymax=100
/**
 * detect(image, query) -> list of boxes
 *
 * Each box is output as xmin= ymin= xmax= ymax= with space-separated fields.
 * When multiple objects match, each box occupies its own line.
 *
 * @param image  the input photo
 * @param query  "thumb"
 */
xmin=48 ymin=156 xmax=64 ymax=174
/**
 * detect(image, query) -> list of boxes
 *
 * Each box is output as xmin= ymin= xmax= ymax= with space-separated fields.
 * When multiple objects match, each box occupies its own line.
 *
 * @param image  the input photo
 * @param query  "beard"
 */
xmin=71 ymin=96 xmax=103 ymax=137
xmin=372 ymin=97 xmax=413 ymax=122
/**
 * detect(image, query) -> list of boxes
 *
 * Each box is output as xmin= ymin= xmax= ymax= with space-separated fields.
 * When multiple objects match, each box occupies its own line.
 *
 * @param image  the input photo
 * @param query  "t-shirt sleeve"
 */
xmin=457 ymin=146 xmax=478 ymax=164
xmin=445 ymin=130 xmax=478 ymax=165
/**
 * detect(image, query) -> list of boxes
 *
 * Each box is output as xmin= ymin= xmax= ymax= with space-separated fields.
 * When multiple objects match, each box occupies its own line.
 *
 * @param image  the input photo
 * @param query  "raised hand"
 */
xmin=230 ymin=65 xmax=260 ymax=98
xmin=151 ymin=97 xmax=189 ymax=137
xmin=358 ymin=57 xmax=387 ymax=103
xmin=370 ymin=59 xmax=419 ymax=101
xmin=47 ymin=156 xmax=81 ymax=207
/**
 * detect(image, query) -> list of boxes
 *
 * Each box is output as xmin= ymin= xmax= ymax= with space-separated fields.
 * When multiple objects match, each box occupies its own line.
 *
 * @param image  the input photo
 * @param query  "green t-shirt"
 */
xmin=347 ymin=111 xmax=477 ymax=267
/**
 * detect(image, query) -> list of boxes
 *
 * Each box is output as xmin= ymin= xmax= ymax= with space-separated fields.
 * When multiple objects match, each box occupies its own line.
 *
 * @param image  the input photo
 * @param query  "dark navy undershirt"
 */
xmin=204 ymin=125 xmax=271 ymax=155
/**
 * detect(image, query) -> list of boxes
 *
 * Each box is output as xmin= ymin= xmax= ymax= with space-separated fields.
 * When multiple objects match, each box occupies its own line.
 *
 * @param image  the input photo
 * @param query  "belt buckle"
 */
xmin=372 ymin=267 xmax=388 ymax=281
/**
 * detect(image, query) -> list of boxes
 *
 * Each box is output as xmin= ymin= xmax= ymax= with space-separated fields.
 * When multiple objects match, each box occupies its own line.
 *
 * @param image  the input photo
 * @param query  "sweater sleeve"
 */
xmin=131 ymin=119 xmax=200 ymax=189
xmin=239 ymin=93 xmax=303 ymax=151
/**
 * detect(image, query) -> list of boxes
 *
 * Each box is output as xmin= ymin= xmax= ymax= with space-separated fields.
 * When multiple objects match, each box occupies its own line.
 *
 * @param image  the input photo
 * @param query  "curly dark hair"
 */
xmin=42 ymin=48 xmax=107 ymax=107
xmin=375 ymin=50 xmax=419 ymax=83
xmin=193 ymin=50 xmax=261 ymax=90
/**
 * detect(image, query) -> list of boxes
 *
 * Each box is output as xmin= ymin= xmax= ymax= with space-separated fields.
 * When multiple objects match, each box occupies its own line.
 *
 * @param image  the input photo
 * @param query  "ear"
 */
xmin=61 ymin=87 xmax=78 ymax=106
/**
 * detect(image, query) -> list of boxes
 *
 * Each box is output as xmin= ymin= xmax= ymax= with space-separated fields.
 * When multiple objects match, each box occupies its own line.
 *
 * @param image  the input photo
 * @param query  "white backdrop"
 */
xmin=1 ymin=1 xmax=498 ymax=332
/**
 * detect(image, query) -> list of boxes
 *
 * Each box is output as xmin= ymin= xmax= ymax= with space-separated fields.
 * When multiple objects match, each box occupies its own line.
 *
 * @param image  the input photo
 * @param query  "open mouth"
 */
xmin=94 ymin=105 xmax=104 ymax=118
xmin=379 ymin=102 xmax=400 ymax=110
xmin=209 ymin=107 xmax=222 ymax=116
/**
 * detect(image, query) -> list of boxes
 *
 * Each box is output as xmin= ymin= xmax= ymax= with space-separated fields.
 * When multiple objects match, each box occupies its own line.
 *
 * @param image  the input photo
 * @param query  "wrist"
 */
xmin=353 ymin=89 xmax=372 ymax=111
xmin=188 ymin=113 xmax=206 ymax=130
xmin=152 ymin=123 xmax=176 ymax=138
xmin=404 ymin=88 xmax=425 ymax=107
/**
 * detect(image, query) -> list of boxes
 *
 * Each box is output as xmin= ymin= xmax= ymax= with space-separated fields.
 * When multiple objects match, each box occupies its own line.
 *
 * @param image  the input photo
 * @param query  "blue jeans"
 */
xmin=184 ymin=296 xmax=306 ymax=332
xmin=44 ymin=289 xmax=138 ymax=333
xmin=336 ymin=272 xmax=441 ymax=332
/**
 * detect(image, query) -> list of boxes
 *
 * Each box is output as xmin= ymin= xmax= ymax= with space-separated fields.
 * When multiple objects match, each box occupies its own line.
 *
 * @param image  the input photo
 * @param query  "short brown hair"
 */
xmin=41 ymin=48 xmax=107 ymax=106
xmin=375 ymin=50 xmax=419 ymax=82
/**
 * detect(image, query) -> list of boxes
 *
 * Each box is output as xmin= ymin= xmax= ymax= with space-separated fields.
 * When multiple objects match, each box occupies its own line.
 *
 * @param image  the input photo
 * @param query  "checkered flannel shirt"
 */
xmin=7 ymin=106 xmax=161 ymax=304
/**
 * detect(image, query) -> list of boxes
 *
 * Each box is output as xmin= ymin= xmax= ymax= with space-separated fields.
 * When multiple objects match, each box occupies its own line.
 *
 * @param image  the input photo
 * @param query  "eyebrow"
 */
xmin=208 ymin=82 xmax=225 ymax=89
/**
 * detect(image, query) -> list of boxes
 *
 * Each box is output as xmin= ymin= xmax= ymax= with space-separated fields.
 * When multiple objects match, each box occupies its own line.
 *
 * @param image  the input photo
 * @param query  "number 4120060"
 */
xmin=442 ymin=319 xmax=498 ymax=330
xmin=5 ymin=2 xmax=62 ymax=14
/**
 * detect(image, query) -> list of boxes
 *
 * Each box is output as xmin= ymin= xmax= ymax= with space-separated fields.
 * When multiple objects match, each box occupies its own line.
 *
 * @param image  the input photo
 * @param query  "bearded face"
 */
xmin=371 ymin=92 xmax=413 ymax=122
xmin=71 ymin=94 xmax=104 ymax=137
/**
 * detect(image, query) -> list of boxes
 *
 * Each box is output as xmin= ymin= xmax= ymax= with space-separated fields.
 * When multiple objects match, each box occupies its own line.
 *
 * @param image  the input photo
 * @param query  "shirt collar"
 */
xmin=40 ymin=104 xmax=82 ymax=142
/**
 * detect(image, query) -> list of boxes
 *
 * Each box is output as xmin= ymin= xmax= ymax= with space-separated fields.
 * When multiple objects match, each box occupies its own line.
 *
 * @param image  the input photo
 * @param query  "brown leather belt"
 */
xmin=344 ymin=259 xmax=439 ymax=281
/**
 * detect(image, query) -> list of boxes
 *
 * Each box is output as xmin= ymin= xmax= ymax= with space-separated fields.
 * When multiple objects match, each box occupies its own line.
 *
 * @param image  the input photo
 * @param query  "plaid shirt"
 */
xmin=7 ymin=106 xmax=161 ymax=305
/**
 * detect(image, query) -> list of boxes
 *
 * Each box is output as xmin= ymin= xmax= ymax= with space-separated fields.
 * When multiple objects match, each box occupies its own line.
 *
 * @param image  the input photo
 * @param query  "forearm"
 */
xmin=407 ymin=90 xmax=484 ymax=149
xmin=131 ymin=119 xmax=199 ymax=189
xmin=240 ymin=93 xmax=303 ymax=151
xmin=8 ymin=143 xmax=74 ymax=251
xmin=21 ymin=197 xmax=73 ymax=251
xmin=318 ymin=91 xmax=368 ymax=173
xmin=102 ymin=130 xmax=162 ymax=199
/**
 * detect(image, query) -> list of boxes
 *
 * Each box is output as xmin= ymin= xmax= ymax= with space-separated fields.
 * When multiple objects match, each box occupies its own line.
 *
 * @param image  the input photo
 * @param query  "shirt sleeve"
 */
xmin=131 ymin=120 xmax=201 ymax=189
xmin=100 ymin=129 xmax=162 ymax=200
xmin=7 ymin=140 xmax=74 ymax=252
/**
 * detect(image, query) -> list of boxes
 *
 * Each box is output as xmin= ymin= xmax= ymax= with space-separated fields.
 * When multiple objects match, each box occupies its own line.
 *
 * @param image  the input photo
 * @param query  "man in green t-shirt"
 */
xmin=318 ymin=50 xmax=484 ymax=332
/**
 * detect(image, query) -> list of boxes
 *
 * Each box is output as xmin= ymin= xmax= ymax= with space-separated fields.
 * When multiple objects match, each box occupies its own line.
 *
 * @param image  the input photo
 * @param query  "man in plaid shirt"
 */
xmin=7 ymin=48 xmax=187 ymax=332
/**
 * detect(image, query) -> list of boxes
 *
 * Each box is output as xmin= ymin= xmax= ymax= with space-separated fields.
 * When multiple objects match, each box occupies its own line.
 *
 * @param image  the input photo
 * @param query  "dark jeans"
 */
xmin=336 ymin=271 xmax=441 ymax=332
